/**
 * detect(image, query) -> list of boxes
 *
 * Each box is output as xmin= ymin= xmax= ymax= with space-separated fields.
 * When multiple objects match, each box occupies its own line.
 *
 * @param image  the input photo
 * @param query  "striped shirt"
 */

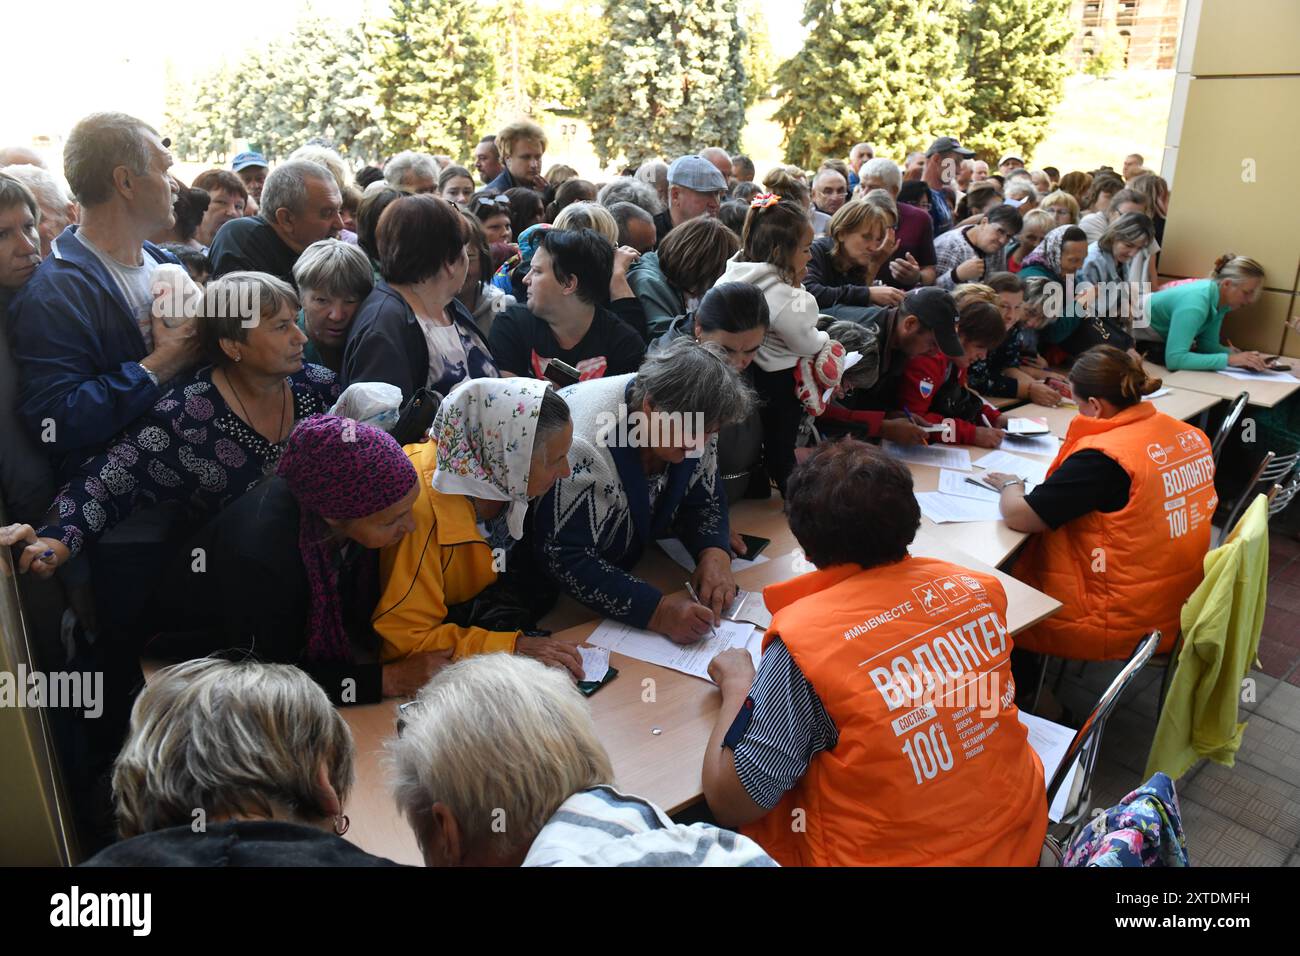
xmin=522 ymin=786 xmax=776 ymax=866
xmin=729 ymin=638 xmax=840 ymax=810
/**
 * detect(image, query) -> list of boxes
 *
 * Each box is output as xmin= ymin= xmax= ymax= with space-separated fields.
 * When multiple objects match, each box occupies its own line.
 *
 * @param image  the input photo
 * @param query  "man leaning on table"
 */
xmin=702 ymin=440 xmax=1048 ymax=866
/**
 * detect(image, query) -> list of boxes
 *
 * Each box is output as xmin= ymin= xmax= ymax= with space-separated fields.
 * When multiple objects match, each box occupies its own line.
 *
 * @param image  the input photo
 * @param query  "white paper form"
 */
xmin=915 ymin=491 xmax=1004 ymax=523
xmin=1216 ymin=367 xmax=1298 ymax=382
xmin=586 ymin=618 xmax=758 ymax=681
xmin=725 ymin=589 xmax=773 ymax=629
xmin=1018 ymin=711 xmax=1081 ymax=823
xmin=881 ymin=440 xmax=973 ymax=471
xmin=1000 ymin=432 xmax=1061 ymax=456
xmin=657 ymin=537 xmax=771 ymax=574
xmin=973 ymin=450 xmax=1050 ymax=486
xmin=938 ymin=468 xmax=1002 ymax=502
xmin=578 ymin=645 xmax=610 ymax=682
xmin=1006 ymin=417 xmax=1051 ymax=435
xmin=1141 ymin=387 xmax=1172 ymax=400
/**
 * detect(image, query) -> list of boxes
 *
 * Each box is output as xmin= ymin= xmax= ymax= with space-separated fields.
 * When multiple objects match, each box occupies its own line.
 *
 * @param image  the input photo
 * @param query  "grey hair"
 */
xmin=289 ymin=144 xmax=356 ymax=201
xmin=63 ymin=111 xmax=157 ymax=206
xmin=1004 ymin=180 xmax=1038 ymax=202
xmin=111 ymin=658 xmax=355 ymax=838
xmin=597 ymin=176 xmax=662 ymax=215
xmin=1019 ymin=276 xmax=1061 ymax=327
xmin=260 ymin=159 xmax=335 ymax=220
xmin=607 ymin=201 xmax=654 ymax=246
xmin=387 ymin=654 xmax=613 ymax=860
xmin=197 ymin=271 xmax=301 ymax=365
xmin=628 ymin=338 xmax=756 ymax=429
xmin=1 ymin=164 xmax=71 ymax=214
xmin=552 ymin=201 xmax=618 ymax=245
xmin=635 ymin=159 xmax=668 ymax=189
xmin=1098 ymin=212 xmax=1154 ymax=253
xmin=859 ymin=157 xmax=902 ymax=193
xmin=384 ymin=150 xmax=439 ymax=189
xmin=292 ymin=238 xmax=375 ymax=300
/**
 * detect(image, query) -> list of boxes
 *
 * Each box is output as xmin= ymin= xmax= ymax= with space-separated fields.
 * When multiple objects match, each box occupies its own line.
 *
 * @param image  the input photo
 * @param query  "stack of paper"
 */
xmin=586 ymin=618 xmax=759 ymax=682
xmin=915 ymin=492 xmax=1004 ymax=523
xmin=1000 ymin=431 xmax=1061 ymax=456
xmin=881 ymin=440 xmax=973 ymax=470
xmin=973 ymin=450 xmax=1050 ymax=487
xmin=1216 ymin=367 xmax=1297 ymax=383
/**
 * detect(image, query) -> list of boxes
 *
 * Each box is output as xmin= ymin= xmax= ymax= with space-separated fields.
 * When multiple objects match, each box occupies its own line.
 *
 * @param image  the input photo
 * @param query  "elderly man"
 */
xmin=384 ymin=151 xmax=439 ymax=194
xmin=473 ymin=135 xmax=504 ymax=186
xmin=636 ymin=159 xmax=670 ymax=208
xmin=903 ymin=151 xmax=925 ymax=182
xmin=1122 ymin=152 xmax=1144 ymax=181
xmin=1 ymin=164 xmax=79 ymax=257
xmin=700 ymin=147 xmax=733 ymax=184
xmin=208 ymin=159 xmax=343 ymax=283
xmin=608 ymin=201 xmax=657 ymax=254
xmin=486 ymin=120 xmax=548 ymax=192
xmin=0 ymin=145 xmax=45 ymax=168
xmin=857 ymin=157 xmax=937 ymax=289
xmin=8 ymin=112 xmax=199 ymax=470
xmin=1004 ymin=179 xmax=1039 ymax=213
xmin=998 ymin=153 xmax=1025 ymax=176
xmin=597 ymin=176 xmax=662 ymax=216
xmin=652 ymin=155 xmax=726 ymax=243
xmin=730 ymin=154 xmax=756 ymax=184
xmin=232 ymin=150 xmax=268 ymax=203
xmin=811 ymin=167 xmax=849 ymax=219
xmin=847 ymin=142 xmax=874 ymax=189
xmin=970 ymin=159 xmax=990 ymax=183
xmin=921 ymin=136 xmax=974 ymax=237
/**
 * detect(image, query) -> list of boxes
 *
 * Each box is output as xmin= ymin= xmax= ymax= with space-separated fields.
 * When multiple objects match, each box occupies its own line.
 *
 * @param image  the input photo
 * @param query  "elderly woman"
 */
xmin=342 ymin=194 xmax=497 ymax=401
xmin=5 ymin=273 xmax=338 ymax=579
xmin=627 ymin=215 xmax=739 ymax=340
xmin=374 ymin=377 xmax=583 ymax=678
xmin=534 ymin=339 xmax=754 ymax=642
xmin=81 ymin=658 xmax=399 ymax=866
xmin=293 ymin=238 xmax=374 ymax=372
xmin=1144 ymin=255 xmax=1270 ymax=371
xmin=1039 ymin=189 xmax=1080 ymax=227
xmin=388 ymin=653 xmax=773 ymax=866
xmin=803 ymin=198 xmax=906 ymax=311
xmin=1018 ymin=224 xmax=1131 ymax=358
xmin=701 ymin=440 xmax=1047 ymax=866
xmin=1077 ymin=212 xmax=1155 ymax=329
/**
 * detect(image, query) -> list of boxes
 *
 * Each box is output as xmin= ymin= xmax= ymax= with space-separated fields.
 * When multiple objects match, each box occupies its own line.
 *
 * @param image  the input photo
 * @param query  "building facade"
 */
xmin=1070 ymin=0 xmax=1185 ymax=70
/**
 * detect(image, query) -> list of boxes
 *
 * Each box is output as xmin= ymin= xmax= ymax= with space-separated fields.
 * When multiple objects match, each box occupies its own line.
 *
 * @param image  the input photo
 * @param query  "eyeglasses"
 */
xmin=472 ymin=195 xmax=511 ymax=213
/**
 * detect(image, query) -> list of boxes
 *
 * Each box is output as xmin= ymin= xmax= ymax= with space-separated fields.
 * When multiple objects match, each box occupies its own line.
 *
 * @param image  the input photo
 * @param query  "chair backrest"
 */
xmin=1217 ymin=451 xmax=1275 ymax=546
xmin=1211 ymin=391 xmax=1250 ymax=464
xmin=1046 ymin=632 xmax=1162 ymax=828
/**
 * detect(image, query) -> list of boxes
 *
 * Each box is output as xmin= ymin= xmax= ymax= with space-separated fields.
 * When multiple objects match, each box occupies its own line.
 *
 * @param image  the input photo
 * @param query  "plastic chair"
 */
xmin=1210 ymin=391 xmax=1249 ymax=465
xmin=1044 ymin=632 xmax=1162 ymax=837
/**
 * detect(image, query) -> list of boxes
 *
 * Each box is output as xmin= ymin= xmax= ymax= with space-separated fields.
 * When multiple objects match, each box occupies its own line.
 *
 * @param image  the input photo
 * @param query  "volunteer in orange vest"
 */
xmin=701 ymin=440 xmax=1047 ymax=866
xmin=991 ymin=345 xmax=1215 ymax=661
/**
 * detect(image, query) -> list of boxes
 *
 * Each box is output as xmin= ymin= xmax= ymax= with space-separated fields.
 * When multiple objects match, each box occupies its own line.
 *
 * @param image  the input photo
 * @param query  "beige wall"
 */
xmin=1161 ymin=0 xmax=1300 ymax=357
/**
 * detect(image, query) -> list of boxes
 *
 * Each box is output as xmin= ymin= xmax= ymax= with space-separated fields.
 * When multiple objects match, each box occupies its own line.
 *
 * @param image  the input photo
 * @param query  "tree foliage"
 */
xmin=960 ymin=0 xmax=1074 ymax=163
xmin=774 ymin=0 xmax=972 ymax=168
xmin=589 ymin=0 xmax=748 ymax=168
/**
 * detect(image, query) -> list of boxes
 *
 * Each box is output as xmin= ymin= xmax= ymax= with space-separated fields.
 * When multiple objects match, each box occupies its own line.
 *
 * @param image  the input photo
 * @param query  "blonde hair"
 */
xmin=827 ymin=197 xmax=895 ymax=259
xmin=551 ymin=201 xmax=618 ymax=245
xmin=112 ymin=658 xmax=355 ymax=838
xmin=289 ymin=144 xmax=362 ymax=212
xmin=497 ymin=119 xmax=548 ymax=159
xmin=952 ymin=282 xmax=997 ymax=310
xmin=1039 ymin=190 xmax=1080 ymax=224
xmin=1211 ymin=254 xmax=1265 ymax=301
xmin=1020 ymin=208 xmax=1055 ymax=235
xmin=388 ymin=654 xmax=613 ymax=860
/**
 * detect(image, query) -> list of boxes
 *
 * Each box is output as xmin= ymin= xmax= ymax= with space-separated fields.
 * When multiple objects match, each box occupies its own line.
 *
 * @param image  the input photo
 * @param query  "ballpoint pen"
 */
xmin=683 ymin=580 xmax=720 ymax=640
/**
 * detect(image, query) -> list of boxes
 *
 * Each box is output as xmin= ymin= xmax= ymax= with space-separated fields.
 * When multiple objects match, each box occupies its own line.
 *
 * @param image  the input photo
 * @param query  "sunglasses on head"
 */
xmin=473 ymin=195 xmax=511 ymax=213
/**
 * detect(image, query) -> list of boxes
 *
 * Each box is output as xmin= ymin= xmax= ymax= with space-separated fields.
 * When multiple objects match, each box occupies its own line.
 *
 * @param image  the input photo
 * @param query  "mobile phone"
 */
xmin=544 ymin=358 xmax=581 ymax=388
xmin=577 ymin=665 xmax=619 ymax=697
xmin=1266 ymin=358 xmax=1292 ymax=372
xmin=738 ymin=534 xmax=770 ymax=560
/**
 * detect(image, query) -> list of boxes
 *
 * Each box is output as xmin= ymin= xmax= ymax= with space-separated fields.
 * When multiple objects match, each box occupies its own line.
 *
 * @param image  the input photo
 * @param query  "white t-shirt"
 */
xmin=417 ymin=317 xmax=468 ymax=390
xmin=78 ymin=231 xmax=160 ymax=350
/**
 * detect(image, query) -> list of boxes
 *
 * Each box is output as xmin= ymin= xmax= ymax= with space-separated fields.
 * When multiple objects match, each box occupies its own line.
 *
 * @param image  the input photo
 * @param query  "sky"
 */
xmin=6 ymin=0 xmax=807 ymax=152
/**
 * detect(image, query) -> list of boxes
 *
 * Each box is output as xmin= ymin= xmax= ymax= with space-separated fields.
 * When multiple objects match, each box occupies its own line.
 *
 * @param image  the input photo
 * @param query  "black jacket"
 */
xmin=81 ymin=821 xmax=404 ymax=867
xmin=803 ymin=236 xmax=874 ymax=309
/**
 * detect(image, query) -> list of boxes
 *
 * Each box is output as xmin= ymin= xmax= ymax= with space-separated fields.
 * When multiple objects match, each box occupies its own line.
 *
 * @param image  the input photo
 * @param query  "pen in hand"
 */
xmin=683 ymin=580 xmax=720 ymax=639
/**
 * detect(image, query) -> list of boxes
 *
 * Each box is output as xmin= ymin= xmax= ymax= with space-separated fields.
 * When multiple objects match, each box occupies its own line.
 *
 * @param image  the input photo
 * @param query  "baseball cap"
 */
xmin=667 ymin=155 xmax=727 ymax=194
xmin=902 ymin=287 xmax=963 ymax=358
xmin=925 ymin=136 xmax=975 ymax=159
xmin=999 ymin=153 xmax=1025 ymax=167
xmin=232 ymin=151 xmax=268 ymax=172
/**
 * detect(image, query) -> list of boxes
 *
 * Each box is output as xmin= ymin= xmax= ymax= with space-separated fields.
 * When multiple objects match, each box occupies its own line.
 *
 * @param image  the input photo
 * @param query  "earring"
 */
xmin=233 ymin=354 xmax=242 ymax=363
xmin=333 ymin=814 xmax=350 ymax=836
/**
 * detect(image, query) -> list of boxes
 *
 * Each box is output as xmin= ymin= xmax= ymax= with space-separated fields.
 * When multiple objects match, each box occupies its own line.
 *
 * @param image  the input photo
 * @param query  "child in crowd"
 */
xmin=967 ymin=273 xmax=1072 ymax=407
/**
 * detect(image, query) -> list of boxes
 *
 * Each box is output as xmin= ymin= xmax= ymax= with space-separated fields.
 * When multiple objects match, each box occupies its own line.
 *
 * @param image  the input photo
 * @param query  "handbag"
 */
xmin=390 ymin=387 xmax=443 ymax=445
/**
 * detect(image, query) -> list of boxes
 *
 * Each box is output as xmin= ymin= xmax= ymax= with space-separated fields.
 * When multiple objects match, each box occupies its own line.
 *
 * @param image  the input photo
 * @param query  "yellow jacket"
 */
xmin=373 ymin=441 xmax=520 ymax=662
xmin=1145 ymin=495 xmax=1270 ymax=780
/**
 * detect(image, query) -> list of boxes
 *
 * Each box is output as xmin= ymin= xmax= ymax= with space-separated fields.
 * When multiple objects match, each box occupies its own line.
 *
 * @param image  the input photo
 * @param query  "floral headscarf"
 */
xmin=430 ymin=377 xmax=555 ymax=540
xmin=1021 ymin=224 xmax=1079 ymax=276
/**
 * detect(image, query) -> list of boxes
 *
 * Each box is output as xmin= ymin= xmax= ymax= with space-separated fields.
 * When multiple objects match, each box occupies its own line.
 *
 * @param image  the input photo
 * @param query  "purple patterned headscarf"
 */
xmin=277 ymin=415 xmax=417 ymax=661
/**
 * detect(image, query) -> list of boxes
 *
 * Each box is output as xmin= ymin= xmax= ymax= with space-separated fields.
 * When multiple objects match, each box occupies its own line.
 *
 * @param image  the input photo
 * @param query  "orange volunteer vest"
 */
xmin=1013 ymin=402 xmax=1215 ymax=660
xmin=742 ymin=557 xmax=1048 ymax=867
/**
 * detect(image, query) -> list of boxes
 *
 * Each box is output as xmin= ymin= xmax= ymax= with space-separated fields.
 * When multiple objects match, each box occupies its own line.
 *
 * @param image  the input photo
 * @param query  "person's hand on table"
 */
xmin=972 ymin=426 xmax=1005 ymax=448
xmin=649 ymin=592 xmax=715 ymax=644
xmin=692 ymin=546 xmax=737 ymax=622
xmin=729 ymin=529 xmax=748 ymax=556
xmin=1228 ymin=350 xmax=1272 ymax=371
xmin=382 ymin=649 xmax=453 ymax=698
xmin=1028 ymin=381 xmax=1062 ymax=407
xmin=880 ymin=417 xmax=929 ymax=445
xmin=516 ymin=635 xmax=584 ymax=679
xmin=708 ymin=648 xmax=756 ymax=695
xmin=994 ymin=413 xmax=1011 ymax=428
xmin=888 ymin=253 xmax=921 ymax=287
xmin=985 ymin=472 xmax=1026 ymax=494
xmin=0 ymin=524 xmax=69 ymax=578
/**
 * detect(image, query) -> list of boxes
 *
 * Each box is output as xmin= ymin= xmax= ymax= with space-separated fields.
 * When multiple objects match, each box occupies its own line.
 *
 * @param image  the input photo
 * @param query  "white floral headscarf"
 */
xmin=430 ymin=377 xmax=553 ymax=539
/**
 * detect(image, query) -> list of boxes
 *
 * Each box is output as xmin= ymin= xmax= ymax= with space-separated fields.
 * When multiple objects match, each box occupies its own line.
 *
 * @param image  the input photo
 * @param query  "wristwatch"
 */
xmin=1000 ymin=478 xmax=1025 ymax=491
xmin=138 ymin=362 xmax=160 ymax=387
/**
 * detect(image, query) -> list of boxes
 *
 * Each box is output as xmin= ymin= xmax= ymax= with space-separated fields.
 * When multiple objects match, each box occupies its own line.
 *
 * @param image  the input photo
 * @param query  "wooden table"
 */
xmin=1016 ymin=387 xmax=1223 ymax=440
xmin=340 ymin=497 xmax=1061 ymax=866
xmin=1142 ymin=360 xmax=1300 ymax=409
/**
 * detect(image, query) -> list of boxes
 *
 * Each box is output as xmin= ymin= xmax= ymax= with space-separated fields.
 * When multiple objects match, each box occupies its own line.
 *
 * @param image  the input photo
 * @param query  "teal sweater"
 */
xmin=1147 ymin=280 xmax=1230 ymax=371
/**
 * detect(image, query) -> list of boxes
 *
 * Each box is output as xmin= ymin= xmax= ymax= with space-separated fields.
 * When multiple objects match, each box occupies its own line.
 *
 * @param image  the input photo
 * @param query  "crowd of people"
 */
xmin=0 ymin=112 xmax=1284 ymax=868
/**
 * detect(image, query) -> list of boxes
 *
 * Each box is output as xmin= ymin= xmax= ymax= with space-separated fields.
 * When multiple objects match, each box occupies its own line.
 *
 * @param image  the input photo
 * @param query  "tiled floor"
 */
xmin=1047 ymin=526 xmax=1300 ymax=866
